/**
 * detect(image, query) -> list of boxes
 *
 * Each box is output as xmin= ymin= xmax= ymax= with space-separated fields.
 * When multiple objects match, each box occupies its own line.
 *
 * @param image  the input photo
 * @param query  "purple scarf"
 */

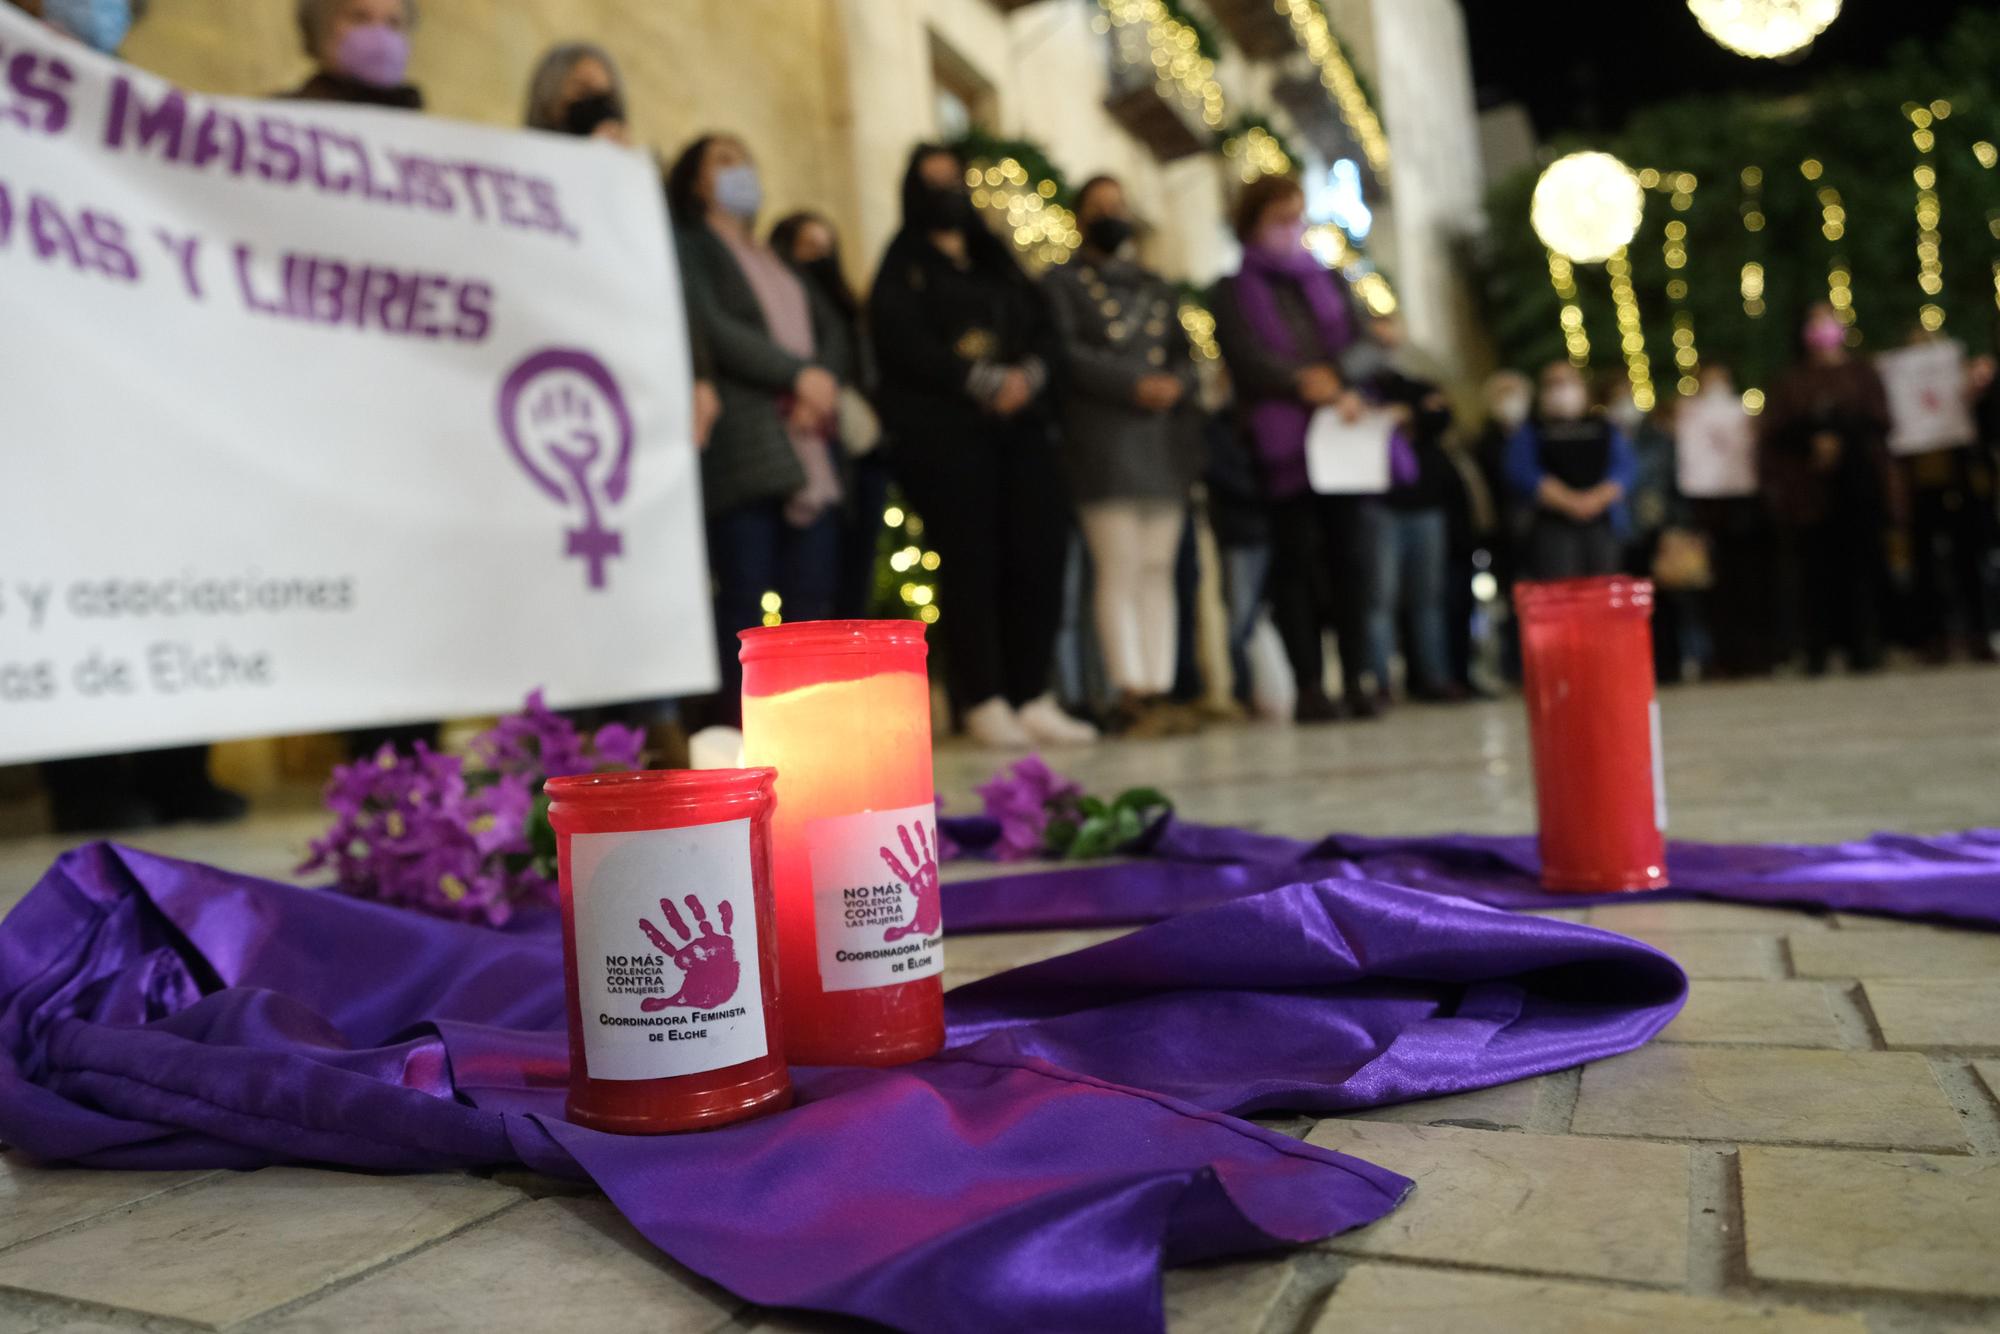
xmin=1235 ymin=245 xmax=1418 ymax=496
xmin=938 ymin=816 xmax=2000 ymax=935
xmin=0 ymin=841 xmax=1686 ymax=1333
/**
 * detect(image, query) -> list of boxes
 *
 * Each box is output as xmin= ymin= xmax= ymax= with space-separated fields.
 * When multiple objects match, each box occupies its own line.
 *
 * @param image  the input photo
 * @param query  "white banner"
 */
xmin=0 ymin=10 xmax=714 ymax=764
xmin=1674 ymin=391 xmax=1757 ymax=499
xmin=1877 ymin=340 xmax=1976 ymax=457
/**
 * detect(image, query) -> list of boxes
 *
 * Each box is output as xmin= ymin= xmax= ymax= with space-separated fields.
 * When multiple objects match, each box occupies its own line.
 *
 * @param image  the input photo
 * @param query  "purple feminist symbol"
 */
xmin=497 ymin=348 xmax=634 ymax=590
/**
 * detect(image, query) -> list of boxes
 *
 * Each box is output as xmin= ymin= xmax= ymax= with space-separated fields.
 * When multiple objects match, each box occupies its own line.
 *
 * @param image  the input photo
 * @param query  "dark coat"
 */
xmin=1043 ymin=252 xmax=1203 ymax=504
xmin=676 ymin=224 xmax=850 ymax=515
xmin=1758 ymin=359 xmax=1893 ymax=528
xmin=279 ymin=72 xmax=424 ymax=109
xmin=867 ymin=232 xmax=1058 ymax=450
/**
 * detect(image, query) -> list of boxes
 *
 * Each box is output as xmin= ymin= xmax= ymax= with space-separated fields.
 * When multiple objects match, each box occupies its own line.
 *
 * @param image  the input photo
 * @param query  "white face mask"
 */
xmin=1541 ymin=383 xmax=1588 ymax=420
xmin=1493 ymin=395 xmax=1531 ymax=429
xmin=1608 ymin=397 xmax=1644 ymax=431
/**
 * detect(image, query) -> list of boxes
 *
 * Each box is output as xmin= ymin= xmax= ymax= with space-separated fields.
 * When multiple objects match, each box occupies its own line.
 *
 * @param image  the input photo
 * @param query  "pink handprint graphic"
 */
xmin=637 ymin=893 xmax=740 ymax=1010
xmin=879 ymin=820 xmax=941 ymax=942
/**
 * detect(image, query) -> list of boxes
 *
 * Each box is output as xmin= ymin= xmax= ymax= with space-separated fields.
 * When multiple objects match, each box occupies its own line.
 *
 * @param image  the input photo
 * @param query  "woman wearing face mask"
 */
xmin=1503 ymin=361 xmax=1637 ymax=580
xmin=769 ymin=210 xmax=889 ymax=622
xmin=868 ymin=143 xmax=1094 ymax=748
xmin=283 ymin=0 xmax=421 ymax=109
xmin=1760 ymin=302 xmax=1895 ymax=674
xmin=1042 ymin=175 xmax=1204 ymax=736
xmin=667 ymin=134 xmax=849 ymax=718
xmin=523 ymin=42 xmax=630 ymax=144
xmin=1210 ymin=174 xmax=1382 ymax=723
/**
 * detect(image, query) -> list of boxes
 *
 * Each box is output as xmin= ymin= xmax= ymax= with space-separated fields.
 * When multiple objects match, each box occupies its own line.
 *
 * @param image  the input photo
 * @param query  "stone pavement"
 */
xmin=0 ymin=667 xmax=1996 ymax=1332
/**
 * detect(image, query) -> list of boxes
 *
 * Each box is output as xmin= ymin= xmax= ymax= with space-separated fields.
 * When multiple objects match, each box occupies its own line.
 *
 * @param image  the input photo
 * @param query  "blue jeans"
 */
xmin=1220 ymin=543 xmax=1271 ymax=705
xmin=707 ymin=500 xmax=841 ymax=719
xmin=1370 ymin=507 xmax=1450 ymax=693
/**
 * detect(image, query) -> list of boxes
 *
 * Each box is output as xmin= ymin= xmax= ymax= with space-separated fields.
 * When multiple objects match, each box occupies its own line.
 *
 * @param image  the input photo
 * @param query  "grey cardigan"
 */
xmin=1043 ymin=252 xmax=1204 ymax=504
xmin=675 ymin=223 xmax=851 ymax=515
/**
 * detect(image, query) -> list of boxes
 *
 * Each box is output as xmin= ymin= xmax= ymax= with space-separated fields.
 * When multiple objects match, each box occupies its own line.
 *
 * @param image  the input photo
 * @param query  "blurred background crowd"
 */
xmin=9 ymin=0 xmax=1999 ymax=834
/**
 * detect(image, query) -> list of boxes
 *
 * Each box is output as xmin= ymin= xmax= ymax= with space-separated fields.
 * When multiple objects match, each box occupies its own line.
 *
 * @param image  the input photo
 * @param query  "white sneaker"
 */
xmin=1017 ymin=694 xmax=1100 ymax=746
xmin=964 ymin=696 xmax=1034 ymax=748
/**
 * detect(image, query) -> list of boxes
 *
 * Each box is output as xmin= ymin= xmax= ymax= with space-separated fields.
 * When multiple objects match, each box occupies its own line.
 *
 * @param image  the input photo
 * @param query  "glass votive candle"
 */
xmin=739 ymin=620 xmax=944 ymax=1066
xmin=545 ymin=767 xmax=792 ymax=1132
xmin=1514 ymin=575 xmax=1668 ymax=892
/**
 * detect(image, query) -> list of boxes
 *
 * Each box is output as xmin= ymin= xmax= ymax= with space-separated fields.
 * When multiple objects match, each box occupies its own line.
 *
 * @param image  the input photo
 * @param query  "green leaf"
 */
xmin=1068 ymin=815 xmax=1115 ymax=861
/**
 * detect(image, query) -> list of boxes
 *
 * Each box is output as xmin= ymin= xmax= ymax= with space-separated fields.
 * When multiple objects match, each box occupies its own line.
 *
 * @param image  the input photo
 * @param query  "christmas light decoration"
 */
xmin=1532 ymin=152 xmax=1645 ymax=264
xmin=1277 ymin=0 xmax=1390 ymax=175
xmin=1686 ymin=0 xmax=1841 ymax=59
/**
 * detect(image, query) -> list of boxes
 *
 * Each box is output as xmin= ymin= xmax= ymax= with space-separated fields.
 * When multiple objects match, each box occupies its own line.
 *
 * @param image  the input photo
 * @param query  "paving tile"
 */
xmin=1862 ymin=981 xmax=2000 ymax=1050
xmin=1790 ymin=930 xmax=2000 ymax=981
xmin=1977 ymin=1061 xmax=2000 ymax=1104
xmin=1335 ymin=1073 xmax=1547 ymax=1130
xmin=267 ymin=1197 xmax=739 ymax=1334
xmin=0 ymin=1153 xmax=213 ymax=1252
xmin=1301 ymin=1120 xmax=1688 ymax=1286
xmin=1572 ymin=1047 xmax=1965 ymax=1150
xmin=1588 ymin=900 xmax=1831 ymax=934
xmin=1830 ymin=912 xmax=1923 ymax=931
xmin=1311 ymin=1263 xmax=1869 ymax=1333
xmin=1658 ymin=980 xmax=1844 ymax=1048
xmin=1162 ymin=1259 xmax=1292 ymax=1334
xmin=1594 ymin=928 xmax=1783 ymax=978
xmin=0 ymin=1167 xmax=517 ymax=1328
xmin=1742 ymin=1146 xmax=2000 ymax=1298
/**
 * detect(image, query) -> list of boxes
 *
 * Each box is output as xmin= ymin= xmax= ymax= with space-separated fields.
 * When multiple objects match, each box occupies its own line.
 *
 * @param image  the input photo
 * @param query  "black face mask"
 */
xmin=561 ymin=91 xmax=625 ymax=138
xmin=801 ymin=255 xmax=848 ymax=295
xmin=913 ymin=184 xmax=974 ymax=231
xmin=1084 ymin=216 xmax=1135 ymax=254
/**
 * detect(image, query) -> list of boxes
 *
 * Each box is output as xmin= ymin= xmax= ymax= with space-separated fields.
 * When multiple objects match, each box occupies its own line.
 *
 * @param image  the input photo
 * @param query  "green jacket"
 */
xmin=675 ymin=223 xmax=852 ymax=514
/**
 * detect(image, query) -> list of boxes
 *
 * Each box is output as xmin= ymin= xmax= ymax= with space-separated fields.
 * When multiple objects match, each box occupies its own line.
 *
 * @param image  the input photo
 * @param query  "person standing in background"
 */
xmin=869 ymin=144 xmax=1095 ymax=748
xmin=669 ymin=134 xmax=848 ymax=718
xmin=770 ymin=211 xmax=889 ymax=622
xmin=1678 ymin=364 xmax=1778 ymax=677
xmin=1760 ymin=303 xmax=1896 ymax=675
xmin=282 ymin=0 xmax=422 ymax=109
xmin=1210 ymin=175 xmax=1383 ymax=723
xmin=524 ymin=45 xmax=720 ymax=453
xmin=1044 ymin=176 xmax=1205 ymax=737
xmin=1472 ymin=370 xmax=1533 ymax=685
xmin=1611 ymin=379 xmax=1691 ymax=683
xmin=1504 ymin=361 xmax=1636 ymax=580
xmin=1365 ymin=313 xmax=1459 ymax=702
xmin=1894 ymin=332 xmax=1996 ymax=664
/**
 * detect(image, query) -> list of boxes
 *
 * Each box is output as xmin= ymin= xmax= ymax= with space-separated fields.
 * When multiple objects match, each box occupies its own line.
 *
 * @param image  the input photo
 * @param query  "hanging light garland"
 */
xmin=1737 ymin=164 xmax=1765 ymax=321
xmin=1606 ymin=247 xmax=1655 ymax=411
xmin=963 ymin=157 xmax=1081 ymax=267
xmin=1179 ymin=302 xmax=1220 ymax=361
xmin=877 ymin=503 xmax=941 ymax=625
xmin=1686 ymin=0 xmax=1842 ymax=59
xmin=1096 ymin=0 xmax=1227 ymax=130
xmin=1221 ymin=124 xmax=1292 ymax=183
xmin=1304 ymin=223 xmax=1398 ymax=315
xmin=1642 ymin=168 xmax=1702 ymax=395
xmin=1277 ymin=0 xmax=1390 ymax=175
xmin=1802 ymin=158 xmax=1858 ymax=342
xmin=1908 ymin=100 xmax=1948 ymax=332
xmin=1546 ymin=250 xmax=1591 ymax=366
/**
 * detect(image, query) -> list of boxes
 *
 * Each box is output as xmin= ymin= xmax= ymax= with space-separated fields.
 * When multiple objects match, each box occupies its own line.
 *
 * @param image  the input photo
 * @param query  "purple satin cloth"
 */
xmin=938 ymin=816 xmax=2000 ymax=934
xmin=0 ymin=841 xmax=1686 ymax=1334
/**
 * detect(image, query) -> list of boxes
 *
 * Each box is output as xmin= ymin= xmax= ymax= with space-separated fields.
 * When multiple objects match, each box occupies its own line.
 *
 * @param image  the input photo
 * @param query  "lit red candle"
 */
xmin=546 ymin=768 xmax=792 ymax=1132
xmin=1514 ymin=575 xmax=1668 ymax=892
xmin=739 ymin=620 xmax=944 ymax=1066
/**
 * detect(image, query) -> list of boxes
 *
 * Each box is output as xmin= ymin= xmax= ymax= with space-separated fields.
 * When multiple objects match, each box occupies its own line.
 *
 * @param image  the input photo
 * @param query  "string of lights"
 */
xmin=1653 ymin=171 xmax=1701 ymax=396
xmin=963 ymin=157 xmax=1081 ymax=267
xmin=1804 ymin=160 xmax=1858 ymax=343
xmin=1221 ymin=125 xmax=1292 ymax=183
xmin=1304 ymin=223 xmax=1398 ymax=315
xmin=1908 ymin=100 xmax=1948 ymax=332
xmin=1546 ymin=250 xmax=1591 ymax=367
xmin=1179 ymin=303 xmax=1220 ymax=361
xmin=1605 ymin=246 xmax=1655 ymax=412
xmin=1276 ymin=0 xmax=1390 ymax=175
xmin=1095 ymin=0 xmax=1227 ymax=131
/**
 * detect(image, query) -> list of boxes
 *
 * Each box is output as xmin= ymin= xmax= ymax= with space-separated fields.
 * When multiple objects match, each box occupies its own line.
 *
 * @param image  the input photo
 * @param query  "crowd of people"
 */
xmin=18 ymin=0 xmax=2000 ymax=832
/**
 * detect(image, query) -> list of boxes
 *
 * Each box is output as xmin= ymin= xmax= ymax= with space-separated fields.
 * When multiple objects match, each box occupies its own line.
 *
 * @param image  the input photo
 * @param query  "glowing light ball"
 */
xmin=1531 ymin=152 xmax=1645 ymax=265
xmin=1687 ymin=0 xmax=1841 ymax=59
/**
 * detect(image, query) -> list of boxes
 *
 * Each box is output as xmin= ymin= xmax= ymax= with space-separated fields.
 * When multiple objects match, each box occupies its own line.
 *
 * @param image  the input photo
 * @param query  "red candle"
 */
xmin=546 ymin=768 xmax=793 ymax=1132
xmin=739 ymin=620 xmax=944 ymax=1066
xmin=1514 ymin=575 xmax=1668 ymax=892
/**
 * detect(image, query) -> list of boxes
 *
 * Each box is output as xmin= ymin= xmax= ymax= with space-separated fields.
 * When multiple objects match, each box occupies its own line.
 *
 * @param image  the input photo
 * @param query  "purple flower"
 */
xmin=303 ymin=690 xmax=642 ymax=926
xmin=975 ymin=755 xmax=1083 ymax=863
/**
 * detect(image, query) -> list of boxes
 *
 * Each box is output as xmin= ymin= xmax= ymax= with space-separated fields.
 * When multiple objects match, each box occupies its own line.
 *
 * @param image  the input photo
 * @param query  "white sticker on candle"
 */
xmin=1649 ymin=699 xmax=1668 ymax=832
xmin=569 ymin=820 xmax=768 ymax=1081
xmin=805 ymin=802 xmax=945 ymax=992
